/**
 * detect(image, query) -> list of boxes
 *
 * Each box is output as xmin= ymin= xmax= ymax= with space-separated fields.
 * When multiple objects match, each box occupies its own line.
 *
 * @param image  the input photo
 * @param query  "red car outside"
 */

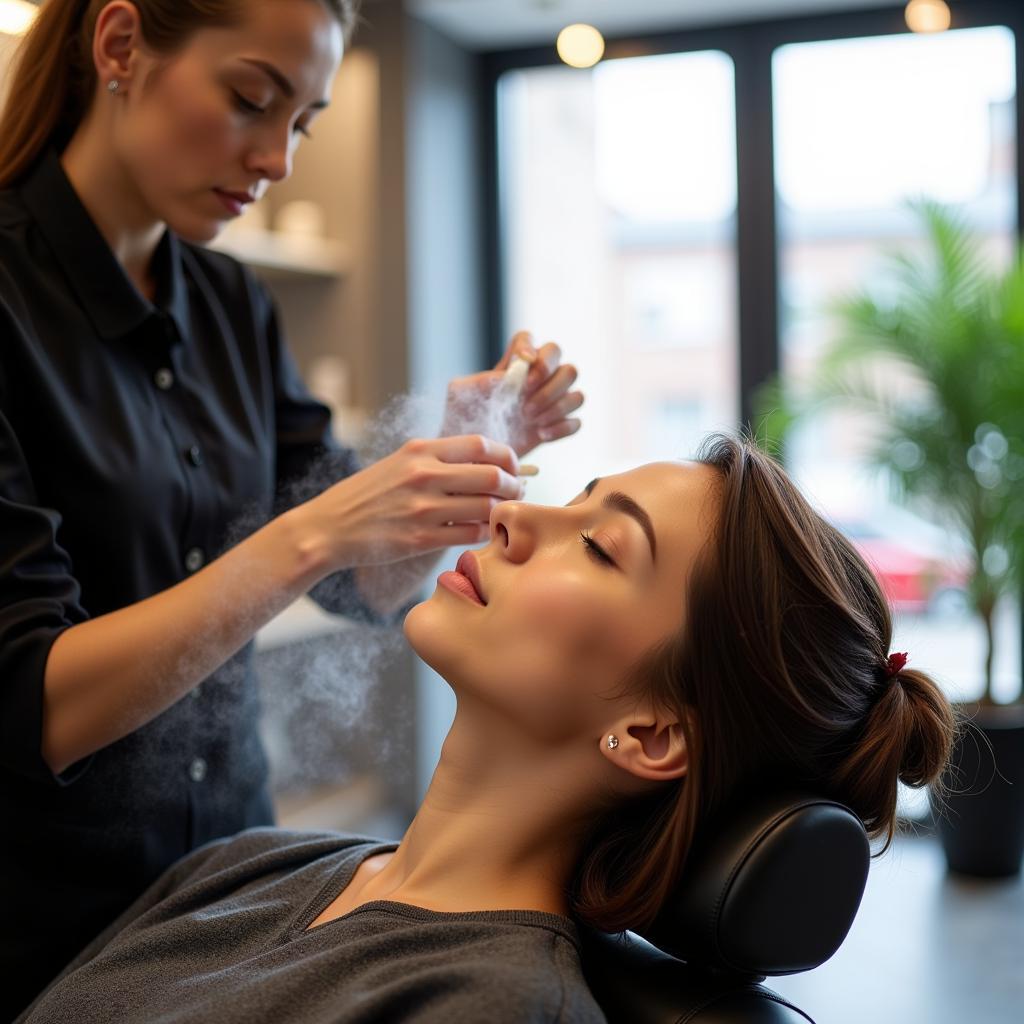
xmin=835 ymin=520 xmax=971 ymax=616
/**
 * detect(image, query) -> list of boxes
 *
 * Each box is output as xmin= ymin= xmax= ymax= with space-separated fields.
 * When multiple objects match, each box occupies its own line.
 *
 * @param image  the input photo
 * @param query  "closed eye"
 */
xmin=581 ymin=531 xmax=615 ymax=567
xmin=231 ymin=91 xmax=313 ymax=137
xmin=232 ymin=90 xmax=267 ymax=115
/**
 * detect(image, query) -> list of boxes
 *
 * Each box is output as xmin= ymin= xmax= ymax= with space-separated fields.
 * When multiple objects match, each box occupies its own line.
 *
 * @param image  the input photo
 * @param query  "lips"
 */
xmin=455 ymin=551 xmax=487 ymax=605
xmin=216 ymin=188 xmax=257 ymax=204
xmin=212 ymin=188 xmax=257 ymax=217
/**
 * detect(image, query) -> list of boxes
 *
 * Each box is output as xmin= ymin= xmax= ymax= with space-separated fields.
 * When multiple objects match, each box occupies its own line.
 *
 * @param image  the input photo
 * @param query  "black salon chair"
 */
xmin=581 ymin=791 xmax=871 ymax=1023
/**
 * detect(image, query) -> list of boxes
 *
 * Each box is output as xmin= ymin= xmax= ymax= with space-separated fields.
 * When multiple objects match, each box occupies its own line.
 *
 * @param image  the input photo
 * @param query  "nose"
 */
xmin=246 ymin=125 xmax=295 ymax=184
xmin=489 ymin=500 xmax=537 ymax=564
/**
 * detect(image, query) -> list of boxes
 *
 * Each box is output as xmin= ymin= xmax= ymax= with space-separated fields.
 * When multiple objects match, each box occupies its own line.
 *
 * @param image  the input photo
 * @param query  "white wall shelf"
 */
xmin=254 ymin=595 xmax=355 ymax=651
xmin=210 ymin=228 xmax=349 ymax=281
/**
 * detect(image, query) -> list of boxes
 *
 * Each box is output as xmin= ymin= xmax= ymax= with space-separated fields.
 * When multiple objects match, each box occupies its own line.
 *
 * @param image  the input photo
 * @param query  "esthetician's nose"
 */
xmin=489 ymin=500 xmax=536 ymax=564
xmin=246 ymin=125 xmax=295 ymax=184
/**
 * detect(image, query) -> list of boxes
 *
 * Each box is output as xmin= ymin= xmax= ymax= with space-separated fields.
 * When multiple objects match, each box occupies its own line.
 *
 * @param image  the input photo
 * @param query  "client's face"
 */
xmin=404 ymin=461 xmax=721 ymax=745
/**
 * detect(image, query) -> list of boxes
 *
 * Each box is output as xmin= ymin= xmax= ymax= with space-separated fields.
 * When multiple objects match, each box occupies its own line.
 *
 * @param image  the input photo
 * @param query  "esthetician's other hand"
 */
xmin=442 ymin=330 xmax=584 ymax=457
xmin=296 ymin=434 xmax=523 ymax=567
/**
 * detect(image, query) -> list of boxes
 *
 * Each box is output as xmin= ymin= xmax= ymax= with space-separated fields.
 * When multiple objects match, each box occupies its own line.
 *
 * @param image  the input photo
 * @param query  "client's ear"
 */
xmin=599 ymin=710 xmax=688 ymax=783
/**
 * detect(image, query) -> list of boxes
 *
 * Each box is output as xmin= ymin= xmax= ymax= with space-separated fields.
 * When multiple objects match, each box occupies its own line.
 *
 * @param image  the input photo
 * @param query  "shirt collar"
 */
xmin=19 ymin=148 xmax=190 ymax=343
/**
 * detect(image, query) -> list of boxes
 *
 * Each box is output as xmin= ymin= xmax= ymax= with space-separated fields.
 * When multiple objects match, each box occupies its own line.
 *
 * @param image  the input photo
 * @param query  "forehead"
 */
xmin=192 ymin=0 xmax=343 ymax=92
xmin=600 ymin=460 xmax=721 ymax=572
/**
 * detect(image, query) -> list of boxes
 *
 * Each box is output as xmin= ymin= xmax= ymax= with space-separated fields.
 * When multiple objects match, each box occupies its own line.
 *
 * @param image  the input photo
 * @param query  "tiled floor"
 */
xmin=769 ymin=833 xmax=1024 ymax=1024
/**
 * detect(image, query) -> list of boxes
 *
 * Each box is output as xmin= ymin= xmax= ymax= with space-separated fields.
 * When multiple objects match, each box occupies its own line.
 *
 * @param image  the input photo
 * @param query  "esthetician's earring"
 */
xmin=606 ymin=734 xmax=619 ymax=750
xmin=107 ymin=79 xmax=120 ymax=95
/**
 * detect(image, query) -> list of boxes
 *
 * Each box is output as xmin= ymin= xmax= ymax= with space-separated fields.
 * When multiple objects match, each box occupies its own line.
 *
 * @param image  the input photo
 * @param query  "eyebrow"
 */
xmin=584 ymin=478 xmax=657 ymax=562
xmin=239 ymin=58 xmax=330 ymax=109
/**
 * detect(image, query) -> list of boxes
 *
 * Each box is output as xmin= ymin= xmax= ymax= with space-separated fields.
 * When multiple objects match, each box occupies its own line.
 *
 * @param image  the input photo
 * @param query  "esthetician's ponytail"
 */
xmin=571 ymin=432 xmax=957 ymax=935
xmin=0 ymin=0 xmax=94 ymax=188
xmin=0 ymin=0 xmax=361 ymax=189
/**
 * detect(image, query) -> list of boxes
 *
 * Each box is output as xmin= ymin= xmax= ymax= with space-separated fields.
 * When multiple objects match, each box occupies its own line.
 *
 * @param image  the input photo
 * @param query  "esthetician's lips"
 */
xmin=437 ymin=551 xmax=487 ymax=606
xmin=212 ymin=188 xmax=255 ymax=216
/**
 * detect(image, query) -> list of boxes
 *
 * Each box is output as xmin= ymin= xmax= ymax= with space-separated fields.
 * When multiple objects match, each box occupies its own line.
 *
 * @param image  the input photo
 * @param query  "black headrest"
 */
xmin=638 ymin=791 xmax=870 ymax=977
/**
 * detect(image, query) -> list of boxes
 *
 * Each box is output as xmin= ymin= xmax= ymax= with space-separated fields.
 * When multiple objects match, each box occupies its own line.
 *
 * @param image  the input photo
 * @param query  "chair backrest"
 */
xmin=580 ymin=790 xmax=870 ymax=1023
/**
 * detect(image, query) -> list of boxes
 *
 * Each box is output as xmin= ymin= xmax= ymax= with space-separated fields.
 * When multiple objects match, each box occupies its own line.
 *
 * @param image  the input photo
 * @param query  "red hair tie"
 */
xmin=885 ymin=651 xmax=909 ymax=677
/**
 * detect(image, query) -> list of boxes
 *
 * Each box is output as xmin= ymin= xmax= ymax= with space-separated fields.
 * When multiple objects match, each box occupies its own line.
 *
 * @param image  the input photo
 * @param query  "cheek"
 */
xmin=403 ymin=573 xmax=667 ymax=745
xmin=125 ymin=66 xmax=238 ymax=189
xmin=481 ymin=573 xmax=652 ymax=740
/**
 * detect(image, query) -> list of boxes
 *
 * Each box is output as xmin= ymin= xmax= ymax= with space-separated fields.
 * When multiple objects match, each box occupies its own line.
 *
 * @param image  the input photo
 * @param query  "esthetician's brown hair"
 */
xmin=0 ymin=0 xmax=360 ymax=188
xmin=571 ymin=432 xmax=957 ymax=934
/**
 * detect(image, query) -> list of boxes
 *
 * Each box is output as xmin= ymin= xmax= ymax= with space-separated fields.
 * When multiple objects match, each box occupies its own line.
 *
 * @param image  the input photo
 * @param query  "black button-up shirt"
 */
xmin=0 ymin=150 xmax=376 ymax=1017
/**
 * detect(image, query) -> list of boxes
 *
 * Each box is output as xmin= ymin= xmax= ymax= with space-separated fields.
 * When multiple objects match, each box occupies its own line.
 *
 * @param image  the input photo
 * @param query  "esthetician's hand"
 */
xmin=296 ymin=434 xmax=524 ymax=567
xmin=442 ymin=330 xmax=584 ymax=457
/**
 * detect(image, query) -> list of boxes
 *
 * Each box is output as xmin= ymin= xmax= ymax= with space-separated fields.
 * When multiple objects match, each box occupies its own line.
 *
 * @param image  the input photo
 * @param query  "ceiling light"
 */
xmin=556 ymin=23 xmax=605 ymax=69
xmin=0 ymin=0 xmax=37 ymax=36
xmin=905 ymin=0 xmax=951 ymax=34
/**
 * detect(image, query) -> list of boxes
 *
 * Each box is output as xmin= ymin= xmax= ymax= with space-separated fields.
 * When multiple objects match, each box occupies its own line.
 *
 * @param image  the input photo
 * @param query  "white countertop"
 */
xmin=254 ymin=596 xmax=355 ymax=651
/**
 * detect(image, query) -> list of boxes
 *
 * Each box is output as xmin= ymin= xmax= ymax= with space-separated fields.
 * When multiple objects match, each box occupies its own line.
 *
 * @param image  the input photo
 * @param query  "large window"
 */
xmin=773 ymin=25 xmax=1021 ymax=706
xmin=492 ymin=11 xmax=1022 ymax=716
xmin=497 ymin=50 xmax=738 ymax=503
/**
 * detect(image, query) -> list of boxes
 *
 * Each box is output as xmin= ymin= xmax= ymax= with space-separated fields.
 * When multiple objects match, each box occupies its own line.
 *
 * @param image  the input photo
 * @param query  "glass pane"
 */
xmin=498 ymin=50 xmax=738 ymax=503
xmin=773 ymin=26 xmax=1020 ymax=742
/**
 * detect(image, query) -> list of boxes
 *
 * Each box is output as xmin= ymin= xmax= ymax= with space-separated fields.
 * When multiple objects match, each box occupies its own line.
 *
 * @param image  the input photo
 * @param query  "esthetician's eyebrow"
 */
xmin=239 ymin=58 xmax=330 ymax=109
xmin=584 ymin=478 xmax=657 ymax=562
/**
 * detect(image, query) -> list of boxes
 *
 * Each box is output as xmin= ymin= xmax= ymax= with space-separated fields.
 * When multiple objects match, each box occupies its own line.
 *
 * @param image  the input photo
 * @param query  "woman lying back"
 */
xmin=18 ymin=433 xmax=955 ymax=1023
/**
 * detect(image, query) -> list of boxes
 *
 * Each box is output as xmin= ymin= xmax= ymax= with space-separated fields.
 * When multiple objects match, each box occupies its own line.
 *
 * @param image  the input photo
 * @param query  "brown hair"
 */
xmin=0 ymin=0 xmax=361 ymax=188
xmin=571 ymin=431 xmax=957 ymax=934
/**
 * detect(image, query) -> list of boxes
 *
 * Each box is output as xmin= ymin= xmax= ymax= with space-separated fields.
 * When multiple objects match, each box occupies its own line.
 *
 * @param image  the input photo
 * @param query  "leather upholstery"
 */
xmin=581 ymin=791 xmax=870 ymax=1023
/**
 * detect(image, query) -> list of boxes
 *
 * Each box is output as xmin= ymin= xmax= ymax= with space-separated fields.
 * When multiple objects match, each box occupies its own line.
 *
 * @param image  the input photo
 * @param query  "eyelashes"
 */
xmin=580 ymin=531 xmax=615 ymax=567
xmin=231 ymin=91 xmax=313 ymax=138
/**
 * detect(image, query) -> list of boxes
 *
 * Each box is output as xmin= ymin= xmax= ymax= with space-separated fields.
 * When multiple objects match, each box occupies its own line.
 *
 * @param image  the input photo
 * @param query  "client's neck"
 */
xmin=359 ymin=701 xmax=598 ymax=917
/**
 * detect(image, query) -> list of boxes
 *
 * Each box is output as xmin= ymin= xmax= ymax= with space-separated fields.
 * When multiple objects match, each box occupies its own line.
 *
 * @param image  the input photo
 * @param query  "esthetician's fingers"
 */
xmin=431 ymin=522 xmax=491 ymax=547
xmin=531 ymin=417 xmax=582 ymax=444
xmin=431 ymin=433 xmax=519 ymax=477
xmin=522 ymin=341 xmax=562 ymax=394
xmin=433 ymin=462 xmax=524 ymax=501
xmin=493 ymin=329 xmax=539 ymax=371
xmin=432 ymin=495 xmax=505 ymax=525
xmin=522 ymin=362 xmax=579 ymax=417
xmin=532 ymin=388 xmax=585 ymax=428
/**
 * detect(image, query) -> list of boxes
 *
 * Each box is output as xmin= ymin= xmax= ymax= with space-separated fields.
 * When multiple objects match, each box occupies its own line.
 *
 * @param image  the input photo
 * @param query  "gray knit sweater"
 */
xmin=16 ymin=828 xmax=606 ymax=1023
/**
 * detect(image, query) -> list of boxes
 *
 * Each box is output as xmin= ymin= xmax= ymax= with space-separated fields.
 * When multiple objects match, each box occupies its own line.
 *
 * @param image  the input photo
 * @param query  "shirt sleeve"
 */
xmin=258 ymin=283 xmax=400 ymax=626
xmin=0 ymin=295 xmax=92 ymax=787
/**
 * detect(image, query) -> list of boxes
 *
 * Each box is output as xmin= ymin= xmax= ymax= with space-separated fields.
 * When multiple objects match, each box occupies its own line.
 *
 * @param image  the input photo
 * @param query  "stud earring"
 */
xmin=107 ymin=79 xmax=120 ymax=94
xmin=606 ymin=734 xmax=619 ymax=750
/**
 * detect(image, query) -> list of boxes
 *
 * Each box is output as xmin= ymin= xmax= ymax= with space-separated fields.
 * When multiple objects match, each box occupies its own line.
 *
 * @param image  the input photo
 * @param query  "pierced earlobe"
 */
xmin=107 ymin=80 xmax=120 ymax=95
xmin=605 ymin=734 xmax=619 ymax=750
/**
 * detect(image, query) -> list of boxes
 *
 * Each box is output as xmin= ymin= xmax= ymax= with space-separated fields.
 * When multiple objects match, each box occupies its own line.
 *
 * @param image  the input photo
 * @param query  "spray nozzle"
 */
xmin=494 ymin=354 xmax=532 ymax=401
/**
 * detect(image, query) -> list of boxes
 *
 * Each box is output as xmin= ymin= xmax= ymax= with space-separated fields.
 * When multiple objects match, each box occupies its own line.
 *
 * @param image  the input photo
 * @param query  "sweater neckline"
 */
xmin=286 ymin=839 xmax=584 ymax=952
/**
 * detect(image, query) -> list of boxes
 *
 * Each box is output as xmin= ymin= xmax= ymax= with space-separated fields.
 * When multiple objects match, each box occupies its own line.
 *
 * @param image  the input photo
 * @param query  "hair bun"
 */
xmin=893 ymin=668 xmax=956 ymax=789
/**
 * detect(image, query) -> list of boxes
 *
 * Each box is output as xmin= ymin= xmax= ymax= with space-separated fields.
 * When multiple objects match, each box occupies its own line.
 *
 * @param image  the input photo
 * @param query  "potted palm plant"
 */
xmin=754 ymin=200 xmax=1024 ymax=876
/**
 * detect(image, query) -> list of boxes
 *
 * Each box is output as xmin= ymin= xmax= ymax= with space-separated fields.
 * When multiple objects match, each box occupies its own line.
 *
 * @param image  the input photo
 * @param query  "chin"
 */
xmin=170 ymin=217 xmax=224 ymax=245
xmin=157 ymin=201 xmax=226 ymax=244
xmin=402 ymin=593 xmax=472 ymax=684
xmin=402 ymin=597 xmax=442 ymax=664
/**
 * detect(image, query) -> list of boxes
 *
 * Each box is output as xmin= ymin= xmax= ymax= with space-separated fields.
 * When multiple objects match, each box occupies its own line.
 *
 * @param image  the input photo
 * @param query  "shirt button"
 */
xmin=189 ymin=757 xmax=207 ymax=783
xmin=184 ymin=547 xmax=205 ymax=573
xmin=154 ymin=367 xmax=174 ymax=390
xmin=191 ymin=684 xmax=202 ymax=700
xmin=186 ymin=444 xmax=203 ymax=468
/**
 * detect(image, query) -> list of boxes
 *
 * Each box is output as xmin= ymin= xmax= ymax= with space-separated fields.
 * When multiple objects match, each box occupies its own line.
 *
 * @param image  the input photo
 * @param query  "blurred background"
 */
xmin=2 ymin=1 xmax=1022 ymax=1020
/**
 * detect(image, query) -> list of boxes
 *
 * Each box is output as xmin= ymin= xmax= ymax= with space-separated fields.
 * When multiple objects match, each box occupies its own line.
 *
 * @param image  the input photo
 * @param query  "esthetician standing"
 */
xmin=0 ymin=0 xmax=582 ymax=1016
